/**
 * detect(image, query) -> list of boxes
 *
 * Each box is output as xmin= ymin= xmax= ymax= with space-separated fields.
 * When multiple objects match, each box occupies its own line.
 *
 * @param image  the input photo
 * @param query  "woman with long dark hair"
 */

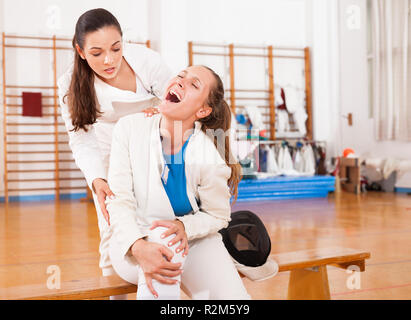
xmin=58 ymin=8 xmax=172 ymax=278
xmin=106 ymin=65 xmax=251 ymax=300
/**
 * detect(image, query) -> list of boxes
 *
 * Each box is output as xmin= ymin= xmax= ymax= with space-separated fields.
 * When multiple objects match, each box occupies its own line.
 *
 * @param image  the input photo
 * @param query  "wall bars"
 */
xmin=188 ymin=41 xmax=313 ymax=142
xmin=1 ymin=33 xmax=150 ymax=203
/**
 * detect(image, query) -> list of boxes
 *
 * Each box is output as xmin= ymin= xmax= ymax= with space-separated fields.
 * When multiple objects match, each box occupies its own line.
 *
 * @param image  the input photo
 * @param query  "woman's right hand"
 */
xmin=92 ymin=178 xmax=115 ymax=226
xmin=131 ymin=239 xmax=183 ymax=298
xmin=142 ymin=107 xmax=159 ymax=118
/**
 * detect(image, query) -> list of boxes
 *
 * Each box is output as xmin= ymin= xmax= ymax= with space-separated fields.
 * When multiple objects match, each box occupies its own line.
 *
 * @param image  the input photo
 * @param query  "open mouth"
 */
xmin=166 ymin=89 xmax=182 ymax=103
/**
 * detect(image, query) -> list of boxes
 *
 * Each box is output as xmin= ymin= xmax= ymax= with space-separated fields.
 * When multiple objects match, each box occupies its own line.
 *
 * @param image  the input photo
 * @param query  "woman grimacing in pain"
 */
xmin=106 ymin=65 xmax=251 ymax=300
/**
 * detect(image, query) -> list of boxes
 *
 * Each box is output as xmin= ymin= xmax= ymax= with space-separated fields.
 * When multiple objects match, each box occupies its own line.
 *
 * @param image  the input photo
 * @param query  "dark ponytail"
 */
xmin=199 ymin=67 xmax=242 ymax=202
xmin=65 ymin=8 xmax=123 ymax=132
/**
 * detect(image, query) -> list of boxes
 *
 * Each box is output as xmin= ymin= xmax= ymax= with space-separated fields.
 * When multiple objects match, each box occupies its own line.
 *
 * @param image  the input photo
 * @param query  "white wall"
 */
xmin=338 ymin=0 xmax=370 ymax=156
xmin=306 ymin=0 xmax=341 ymax=157
xmin=0 ymin=0 xmax=331 ymax=198
xmin=186 ymin=0 xmax=306 ymax=46
xmin=2 ymin=0 xmax=148 ymax=40
xmin=337 ymin=0 xmax=411 ymax=188
xmin=147 ymin=0 xmax=188 ymax=74
xmin=2 ymin=0 xmax=410 ymax=197
xmin=0 ymin=0 xmax=149 ymax=197
xmin=147 ymin=0 xmax=307 ymax=73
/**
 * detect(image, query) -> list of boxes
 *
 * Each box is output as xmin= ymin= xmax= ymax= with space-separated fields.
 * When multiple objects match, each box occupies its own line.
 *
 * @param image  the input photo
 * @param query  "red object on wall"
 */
xmin=22 ymin=92 xmax=42 ymax=117
xmin=277 ymin=88 xmax=287 ymax=111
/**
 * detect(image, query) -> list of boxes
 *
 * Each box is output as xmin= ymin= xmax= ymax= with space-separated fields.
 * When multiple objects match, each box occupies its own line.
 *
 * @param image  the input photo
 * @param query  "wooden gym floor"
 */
xmin=0 ymin=191 xmax=410 ymax=300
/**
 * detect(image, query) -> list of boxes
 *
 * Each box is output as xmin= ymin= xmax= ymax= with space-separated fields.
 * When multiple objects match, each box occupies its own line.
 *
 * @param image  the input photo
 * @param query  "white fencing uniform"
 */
xmin=105 ymin=114 xmax=251 ymax=300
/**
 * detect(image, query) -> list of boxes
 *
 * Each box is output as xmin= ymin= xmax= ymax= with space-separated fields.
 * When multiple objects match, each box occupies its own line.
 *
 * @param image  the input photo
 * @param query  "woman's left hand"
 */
xmin=150 ymin=220 xmax=189 ymax=257
xmin=142 ymin=107 xmax=159 ymax=118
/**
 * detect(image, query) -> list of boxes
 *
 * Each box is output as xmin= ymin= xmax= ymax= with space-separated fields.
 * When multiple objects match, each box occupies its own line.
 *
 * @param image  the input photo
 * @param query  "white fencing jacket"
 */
xmin=58 ymin=43 xmax=173 ymax=190
xmin=106 ymin=114 xmax=233 ymax=258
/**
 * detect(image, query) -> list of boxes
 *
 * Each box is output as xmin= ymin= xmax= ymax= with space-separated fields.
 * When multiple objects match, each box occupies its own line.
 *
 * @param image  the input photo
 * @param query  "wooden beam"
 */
xmin=229 ymin=44 xmax=236 ymax=114
xmin=52 ymin=35 xmax=60 ymax=201
xmin=2 ymin=32 xmax=8 ymax=204
xmin=332 ymin=260 xmax=366 ymax=272
xmin=4 ymin=44 xmax=72 ymax=50
xmin=192 ymin=52 xmax=304 ymax=59
xmin=287 ymin=265 xmax=331 ymax=300
xmin=4 ymin=34 xmax=71 ymax=41
xmin=7 ymin=169 xmax=80 ymax=173
xmin=5 ymin=85 xmax=57 ymax=89
xmin=188 ymin=41 xmax=193 ymax=66
xmin=271 ymin=247 xmax=370 ymax=273
xmin=304 ymin=47 xmax=313 ymax=140
xmin=267 ymin=45 xmax=276 ymax=141
xmin=0 ymin=275 xmax=136 ymax=300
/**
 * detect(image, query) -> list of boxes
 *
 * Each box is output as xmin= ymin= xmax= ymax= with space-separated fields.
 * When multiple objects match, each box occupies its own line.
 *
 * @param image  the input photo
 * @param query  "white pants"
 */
xmin=109 ymin=228 xmax=251 ymax=300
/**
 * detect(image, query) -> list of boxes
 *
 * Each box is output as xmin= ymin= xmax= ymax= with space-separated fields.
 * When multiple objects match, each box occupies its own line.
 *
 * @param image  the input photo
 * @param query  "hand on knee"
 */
xmin=149 ymin=220 xmax=189 ymax=264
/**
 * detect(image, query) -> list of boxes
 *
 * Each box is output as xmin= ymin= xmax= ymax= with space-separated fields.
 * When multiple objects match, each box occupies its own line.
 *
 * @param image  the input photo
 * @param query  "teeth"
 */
xmin=170 ymin=89 xmax=181 ymax=101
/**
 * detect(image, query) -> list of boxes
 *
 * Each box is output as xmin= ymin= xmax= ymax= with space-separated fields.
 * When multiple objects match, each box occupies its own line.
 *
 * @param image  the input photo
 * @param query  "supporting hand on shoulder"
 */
xmin=142 ymin=107 xmax=159 ymax=118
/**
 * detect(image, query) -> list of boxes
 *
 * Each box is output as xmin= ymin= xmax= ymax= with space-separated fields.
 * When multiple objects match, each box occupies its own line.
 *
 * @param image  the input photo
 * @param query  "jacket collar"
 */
xmin=152 ymin=115 xmax=202 ymax=213
xmin=193 ymin=121 xmax=203 ymax=137
xmin=152 ymin=116 xmax=204 ymax=174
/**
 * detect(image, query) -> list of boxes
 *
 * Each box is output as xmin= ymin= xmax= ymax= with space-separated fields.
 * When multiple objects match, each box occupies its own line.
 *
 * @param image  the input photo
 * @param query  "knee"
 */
xmin=148 ymin=226 xmax=185 ymax=266
xmin=147 ymin=226 xmax=170 ymax=245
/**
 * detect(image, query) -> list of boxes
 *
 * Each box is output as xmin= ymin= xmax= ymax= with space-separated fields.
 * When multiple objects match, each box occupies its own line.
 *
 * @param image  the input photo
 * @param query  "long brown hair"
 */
xmin=199 ymin=66 xmax=242 ymax=202
xmin=65 ymin=8 xmax=123 ymax=132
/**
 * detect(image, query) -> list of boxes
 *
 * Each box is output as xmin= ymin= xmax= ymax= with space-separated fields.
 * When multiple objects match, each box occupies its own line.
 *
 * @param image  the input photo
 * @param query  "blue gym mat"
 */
xmin=236 ymin=175 xmax=336 ymax=202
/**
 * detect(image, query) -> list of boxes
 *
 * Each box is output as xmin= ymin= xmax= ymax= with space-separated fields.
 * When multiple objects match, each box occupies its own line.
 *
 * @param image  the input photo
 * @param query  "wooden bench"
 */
xmin=271 ymin=247 xmax=370 ymax=300
xmin=0 ymin=247 xmax=370 ymax=300
xmin=0 ymin=275 xmax=137 ymax=300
